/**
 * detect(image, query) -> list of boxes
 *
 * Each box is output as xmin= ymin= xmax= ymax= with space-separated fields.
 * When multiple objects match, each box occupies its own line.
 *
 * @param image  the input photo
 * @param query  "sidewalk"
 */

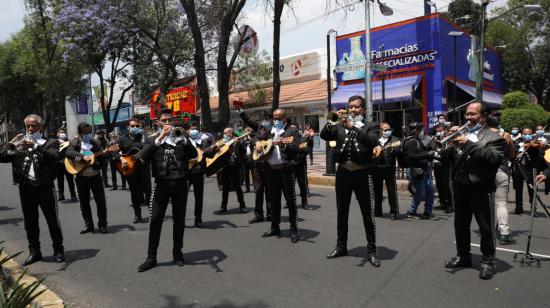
xmin=307 ymin=151 xmax=410 ymax=191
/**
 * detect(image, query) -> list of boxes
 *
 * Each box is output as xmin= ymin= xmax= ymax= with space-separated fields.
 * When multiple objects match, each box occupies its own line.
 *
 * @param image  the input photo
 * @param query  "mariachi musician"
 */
xmin=241 ymin=111 xmax=272 ymax=223
xmin=239 ymin=108 xmax=302 ymax=243
xmin=0 ymin=114 xmax=65 ymax=266
xmin=56 ymin=128 xmax=77 ymax=202
xmin=213 ymin=127 xmax=248 ymax=214
xmin=320 ymin=95 xmax=381 ymax=267
xmin=372 ymin=121 xmax=400 ymax=220
xmin=291 ymin=123 xmax=310 ymax=210
xmin=138 ymin=109 xmax=197 ymax=272
xmin=115 ymin=118 xmax=152 ymax=224
xmin=187 ymin=123 xmax=215 ymax=227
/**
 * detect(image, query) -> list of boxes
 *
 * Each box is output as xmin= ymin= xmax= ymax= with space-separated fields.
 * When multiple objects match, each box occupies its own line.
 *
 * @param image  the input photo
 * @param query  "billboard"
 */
xmin=150 ymin=86 xmax=197 ymax=119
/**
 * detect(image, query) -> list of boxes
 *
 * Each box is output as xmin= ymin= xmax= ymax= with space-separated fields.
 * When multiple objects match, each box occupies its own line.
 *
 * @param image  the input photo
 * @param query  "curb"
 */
xmin=308 ymin=175 xmax=411 ymax=192
xmin=0 ymin=251 xmax=64 ymax=308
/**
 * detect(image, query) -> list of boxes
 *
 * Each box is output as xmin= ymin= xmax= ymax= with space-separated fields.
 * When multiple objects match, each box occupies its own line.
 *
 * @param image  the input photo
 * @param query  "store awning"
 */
xmin=331 ymin=75 xmax=422 ymax=109
xmin=450 ymin=80 xmax=503 ymax=105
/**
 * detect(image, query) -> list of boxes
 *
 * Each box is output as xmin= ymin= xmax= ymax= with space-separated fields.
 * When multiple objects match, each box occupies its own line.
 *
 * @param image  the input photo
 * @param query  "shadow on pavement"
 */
xmin=0 ymin=206 xmax=15 ymax=211
xmin=184 ymin=249 xmax=228 ymax=272
xmin=302 ymin=204 xmax=322 ymax=211
xmin=108 ymin=224 xmax=137 ymax=233
xmin=280 ymin=216 xmax=305 ymax=223
xmin=348 ymin=246 xmax=398 ymax=266
xmin=0 ymin=217 xmax=23 ymax=226
xmin=160 ymin=296 xmax=270 ymax=308
xmin=279 ymin=228 xmax=320 ymax=243
xmin=202 ymin=220 xmax=249 ymax=230
xmin=58 ymin=248 xmax=100 ymax=271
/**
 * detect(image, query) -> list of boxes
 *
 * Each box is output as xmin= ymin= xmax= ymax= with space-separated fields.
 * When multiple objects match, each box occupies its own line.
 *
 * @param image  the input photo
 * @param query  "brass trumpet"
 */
xmin=8 ymin=133 xmax=34 ymax=150
xmin=327 ymin=110 xmax=350 ymax=125
xmin=434 ymin=121 xmax=470 ymax=151
xmin=172 ymin=127 xmax=186 ymax=138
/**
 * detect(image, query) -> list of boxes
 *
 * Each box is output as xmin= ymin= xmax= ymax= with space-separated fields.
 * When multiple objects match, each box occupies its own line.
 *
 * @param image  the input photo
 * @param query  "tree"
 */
xmin=271 ymin=0 xmax=285 ymax=110
xmin=56 ymin=0 xmax=135 ymax=133
xmin=486 ymin=0 xmax=550 ymax=109
xmin=500 ymin=91 xmax=549 ymax=131
xmin=445 ymin=0 xmax=482 ymax=35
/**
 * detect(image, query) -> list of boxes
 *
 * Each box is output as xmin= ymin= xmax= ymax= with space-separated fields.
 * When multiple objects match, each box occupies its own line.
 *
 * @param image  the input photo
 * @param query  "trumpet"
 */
xmin=434 ymin=121 xmax=470 ymax=150
xmin=327 ymin=110 xmax=350 ymax=125
xmin=172 ymin=127 xmax=186 ymax=138
xmin=7 ymin=133 xmax=34 ymax=150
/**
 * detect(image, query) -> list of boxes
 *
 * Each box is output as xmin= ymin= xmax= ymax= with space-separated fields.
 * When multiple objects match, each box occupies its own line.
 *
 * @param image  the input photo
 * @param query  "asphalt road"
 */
xmin=1 ymin=163 xmax=550 ymax=308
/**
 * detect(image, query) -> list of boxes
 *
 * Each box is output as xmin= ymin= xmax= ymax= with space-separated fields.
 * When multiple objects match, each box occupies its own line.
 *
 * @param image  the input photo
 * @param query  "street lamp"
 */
xmin=448 ymin=31 xmax=463 ymax=124
xmin=476 ymin=2 xmax=543 ymax=102
xmin=364 ymin=0 xmax=393 ymax=122
xmin=325 ymin=29 xmax=338 ymax=176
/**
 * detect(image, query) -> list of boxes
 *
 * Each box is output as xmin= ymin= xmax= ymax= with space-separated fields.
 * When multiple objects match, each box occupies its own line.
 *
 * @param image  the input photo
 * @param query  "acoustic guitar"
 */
xmin=65 ymin=144 xmax=119 ymax=175
xmin=373 ymin=140 xmax=401 ymax=158
xmin=204 ymin=132 xmax=250 ymax=177
xmin=116 ymin=147 xmax=140 ymax=177
xmin=252 ymin=136 xmax=294 ymax=161
xmin=188 ymin=147 xmax=204 ymax=170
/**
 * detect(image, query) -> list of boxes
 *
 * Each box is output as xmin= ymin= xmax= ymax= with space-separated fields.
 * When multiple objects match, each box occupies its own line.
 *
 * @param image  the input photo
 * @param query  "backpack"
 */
xmin=395 ymin=136 xmax=415 ymax=168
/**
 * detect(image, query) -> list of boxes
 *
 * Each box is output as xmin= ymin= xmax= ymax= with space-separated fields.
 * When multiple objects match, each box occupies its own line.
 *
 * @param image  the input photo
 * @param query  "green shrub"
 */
xmin=501 ymin=108 xmax=548 ymax=131
xmin=502 ymin=91 xmax=531 ymax=109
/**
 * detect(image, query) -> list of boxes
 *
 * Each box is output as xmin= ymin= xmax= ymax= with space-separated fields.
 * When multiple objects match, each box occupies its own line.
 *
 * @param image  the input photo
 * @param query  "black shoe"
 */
xmin=104 ymin=184 xmax=112 ymax=188
xmin=290 ymin=229 xmax=300 ymax=243
xmin=54 ymin=252 xmax=65 ymax=263
xmin=367 ymin=252 xmax=381 ymax=267
xmin=301 ymin=202 xmax=310 ymax=210
xmin=22 ymin=252 xmax=42 ymax=266
xmin=215 ymin=207 xmax=228 ymax=214
xmin=58 ymin=194 xmax=65 ymax=202
xmin=432 ymin=204 xmax=446 ymax=211
xmin=499 ymin=234 xmax=516 ymax=245
xmin=174 ymin=257 xmax=185 ymax=267
xmin=262 ymin=228 xmax=281 ymax=237
xmin=99 ymin=227 xmax=108 ymax=234
xmin=138 ymin=258 xmax=157 ymax=272
xmin=239 ymin=207 xmax=248 ymax=214
xmin=444 ymin=207 xmax=454 ymax=214
xmin=444 ymin=256 xmax=472 ymax=269
xmin=110 ymin=186 xmax=118 ymax=191
xmin=70 ymin=195 xmax=78 ymax=202
xmin=249 ymin=216 xmax=264 ymax=224
xmin=390 ymin=213 xmax=399 ymax=221
xmin=513 ymin=208 xmax=524 ymax=215
xmin=420 ymin=212 xmax=436 ymax=220
xmin=479 ymin=263 xmax=495 ymax=280
xmin=406 ymin=211 xmax=419 ymax=219
xmin=80 ymin=227 xmax=94 ymax=234
xmin=134 ymin=216 xmax=142 ymax=224
xmin=326 ymin=247 xmax=348 ymax=259
xmin=194 ymin=218 xmax=204 ymax=228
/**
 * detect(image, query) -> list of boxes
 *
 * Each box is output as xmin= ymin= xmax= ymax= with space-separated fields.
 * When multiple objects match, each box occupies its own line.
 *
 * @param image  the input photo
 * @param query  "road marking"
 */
xmin=470 ymin=243 xmax=550 ymax=259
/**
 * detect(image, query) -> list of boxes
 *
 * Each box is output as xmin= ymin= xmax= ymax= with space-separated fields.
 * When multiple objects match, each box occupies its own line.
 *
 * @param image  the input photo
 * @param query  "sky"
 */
xmin=0 ymin=0 xmax=508 ymax=84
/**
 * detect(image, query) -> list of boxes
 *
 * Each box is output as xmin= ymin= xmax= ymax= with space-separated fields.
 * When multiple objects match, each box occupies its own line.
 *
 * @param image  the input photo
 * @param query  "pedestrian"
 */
xmin=373 ymin=122 xmax=399 ymax=220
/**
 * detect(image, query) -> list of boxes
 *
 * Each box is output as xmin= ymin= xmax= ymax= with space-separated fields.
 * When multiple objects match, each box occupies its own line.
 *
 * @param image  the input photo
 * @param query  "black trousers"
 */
xmin=221 ymin=165 xmax=245 ymax=208
xmin=265 ymin=165 xmax=297 ymax=230
xmin=127 ymin=166 xmax=152 ymax=219
xmin=294 ymin=160 xmax=309 ymax=205
xmin=373 ymin=166 xmax=398 ymax=215
xmin=253 ymin=163 xmax=271 ymax=219
xmin=109 ymin=160 xmax=126 ymax=188
xmin=18 ymin=184 xmax=64 ymax=254
xmin=147 ymin=178 xmax=188 ymax=259
xmin=513 ymin=165 xmax=534 ymax=210
xmin=335 ymin=167 xmax=376 ymax=252
xmin=241 ymin=160 xmax=252 ymax=191
xmin=453 ymin=183 xmax=496 ymax=264
xmin=434 ymin=164 xmax=452 ymax=209
xmin=56 ymin=162 xmax=76 ymax=197
xmin=188 ymin=171 xmax=204 ymax=220
xmin=75 ymin=174 xmax=107 ymax=228
xmin=101 ymin=163 xmax=109 ymax=186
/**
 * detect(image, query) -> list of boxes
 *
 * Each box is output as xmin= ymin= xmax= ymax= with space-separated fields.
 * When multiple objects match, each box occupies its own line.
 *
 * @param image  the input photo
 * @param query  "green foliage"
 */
xmin=502 ymin=91 xmax=531 ymax=109
xmin=501 ymin=108 xmax=548 ymax=131
xmin=445 ymin=0 xmax=482 ymax=35
xmin=0 ymin=241 xmax=47 ymax=308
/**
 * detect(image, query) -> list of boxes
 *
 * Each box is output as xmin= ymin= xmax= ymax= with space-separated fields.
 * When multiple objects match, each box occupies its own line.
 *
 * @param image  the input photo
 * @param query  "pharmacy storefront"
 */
xmin=332 ymin=13 xmax=506 ymax=136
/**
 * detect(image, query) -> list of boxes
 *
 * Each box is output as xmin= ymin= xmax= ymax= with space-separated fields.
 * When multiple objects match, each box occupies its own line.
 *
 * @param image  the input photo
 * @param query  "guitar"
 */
xmin=188 ymin=147 xmax=204 ymax=170
xmin=116 ymin=147 xmax=140 ymax=177
xmin=373 ymin=141 xmax=401 ymax=158
xmin=252 ymin=136 xmax=294 ymax=161
xmin=65 ymin=144 xmax=119 ymax=175
xmin=204 ymin=132 xmax=250 ymax=176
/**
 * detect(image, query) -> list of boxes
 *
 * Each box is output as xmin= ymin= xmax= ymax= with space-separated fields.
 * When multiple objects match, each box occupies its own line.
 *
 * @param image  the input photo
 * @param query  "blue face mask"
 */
xmin=82 ymin=133 xmax=93 ymax=143
xmin=382 ymin=130 xmax=392 ymax=138
xmin=273 ymin=120 xmax=284 ymax=130
xmin=129 ymin=127 xmax=143 ymax=136
xmin=223 ymin=135 xmax=231 ymax=142
xmin=511 ymin=130 xmax=518 ymax=135
xmin=537 ymin=130 xmax=544 ymax=136
xmin=523 ymin=135 xmax=533 ymax=141
xmin=189 ymin=129 xmax=200 ymax=139
xmin=261 ymin=120 xmax=272 ymax=130
xmin=467 ymin=123 xmax=481 ymax=133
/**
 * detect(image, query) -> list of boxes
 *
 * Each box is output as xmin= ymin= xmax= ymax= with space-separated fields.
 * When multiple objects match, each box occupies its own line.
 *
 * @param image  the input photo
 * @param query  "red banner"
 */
xmin=150 ymin=86 xmax=196 ymax=119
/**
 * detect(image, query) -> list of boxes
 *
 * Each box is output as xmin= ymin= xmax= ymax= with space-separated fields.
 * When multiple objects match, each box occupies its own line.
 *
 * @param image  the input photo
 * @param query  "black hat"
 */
xmin=408 ymin=122 xmax=424 ymax=130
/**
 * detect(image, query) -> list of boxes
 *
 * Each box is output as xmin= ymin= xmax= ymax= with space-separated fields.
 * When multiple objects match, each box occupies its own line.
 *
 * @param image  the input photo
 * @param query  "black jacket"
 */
xmin=320 ymin=121 xmax=380 ymax=166
xmin=440 ymin=126 xmax=505 ymax=188
xmin=374 ymin=135 xmax=400 ymax=169
xmin=0 ymin=138 xmax=59 ymax=186
xmin=65 ymin=137 xmax=105 ymax=171
xmin=403 ymin=135 xmax=434 ymax=168
xmin=141 ymin=136 xmax=197 ymax=180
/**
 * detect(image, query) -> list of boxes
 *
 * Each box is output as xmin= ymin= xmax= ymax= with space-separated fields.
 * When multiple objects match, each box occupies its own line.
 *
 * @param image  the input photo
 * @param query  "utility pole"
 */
xmin=364 ymin=0 xmax=373 ymax=121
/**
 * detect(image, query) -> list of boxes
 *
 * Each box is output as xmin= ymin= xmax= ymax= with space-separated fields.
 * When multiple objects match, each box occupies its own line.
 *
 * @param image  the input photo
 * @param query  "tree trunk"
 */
xmin=272 ymin=0 xmax=284 ymax=111
xmin=180 ymin=0 xmax=213 ymax=132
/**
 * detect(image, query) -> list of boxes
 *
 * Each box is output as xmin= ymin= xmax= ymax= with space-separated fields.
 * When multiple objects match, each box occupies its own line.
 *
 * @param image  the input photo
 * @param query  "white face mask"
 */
xmin=31 ymin=131 xmax=42 ymax=140
xmin=418 ymin=131 xmax=425 ymax=139
xmin=58 ymin=133 xmax=67 ymax=140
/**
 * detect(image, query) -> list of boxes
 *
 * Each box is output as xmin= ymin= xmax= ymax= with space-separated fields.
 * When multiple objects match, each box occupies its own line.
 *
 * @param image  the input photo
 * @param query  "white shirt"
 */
xmin=466 ymin=129 xmax=481 ymax=143
xmin=268 ymin=126 xmax=286 ymax=166
xmin=379 ymin=137 xmax=388 ymax=146
xmin=28 ymin=137 xmax=46 ymax=181
xmin=155 ymin=134 xmax=180 ymax=147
